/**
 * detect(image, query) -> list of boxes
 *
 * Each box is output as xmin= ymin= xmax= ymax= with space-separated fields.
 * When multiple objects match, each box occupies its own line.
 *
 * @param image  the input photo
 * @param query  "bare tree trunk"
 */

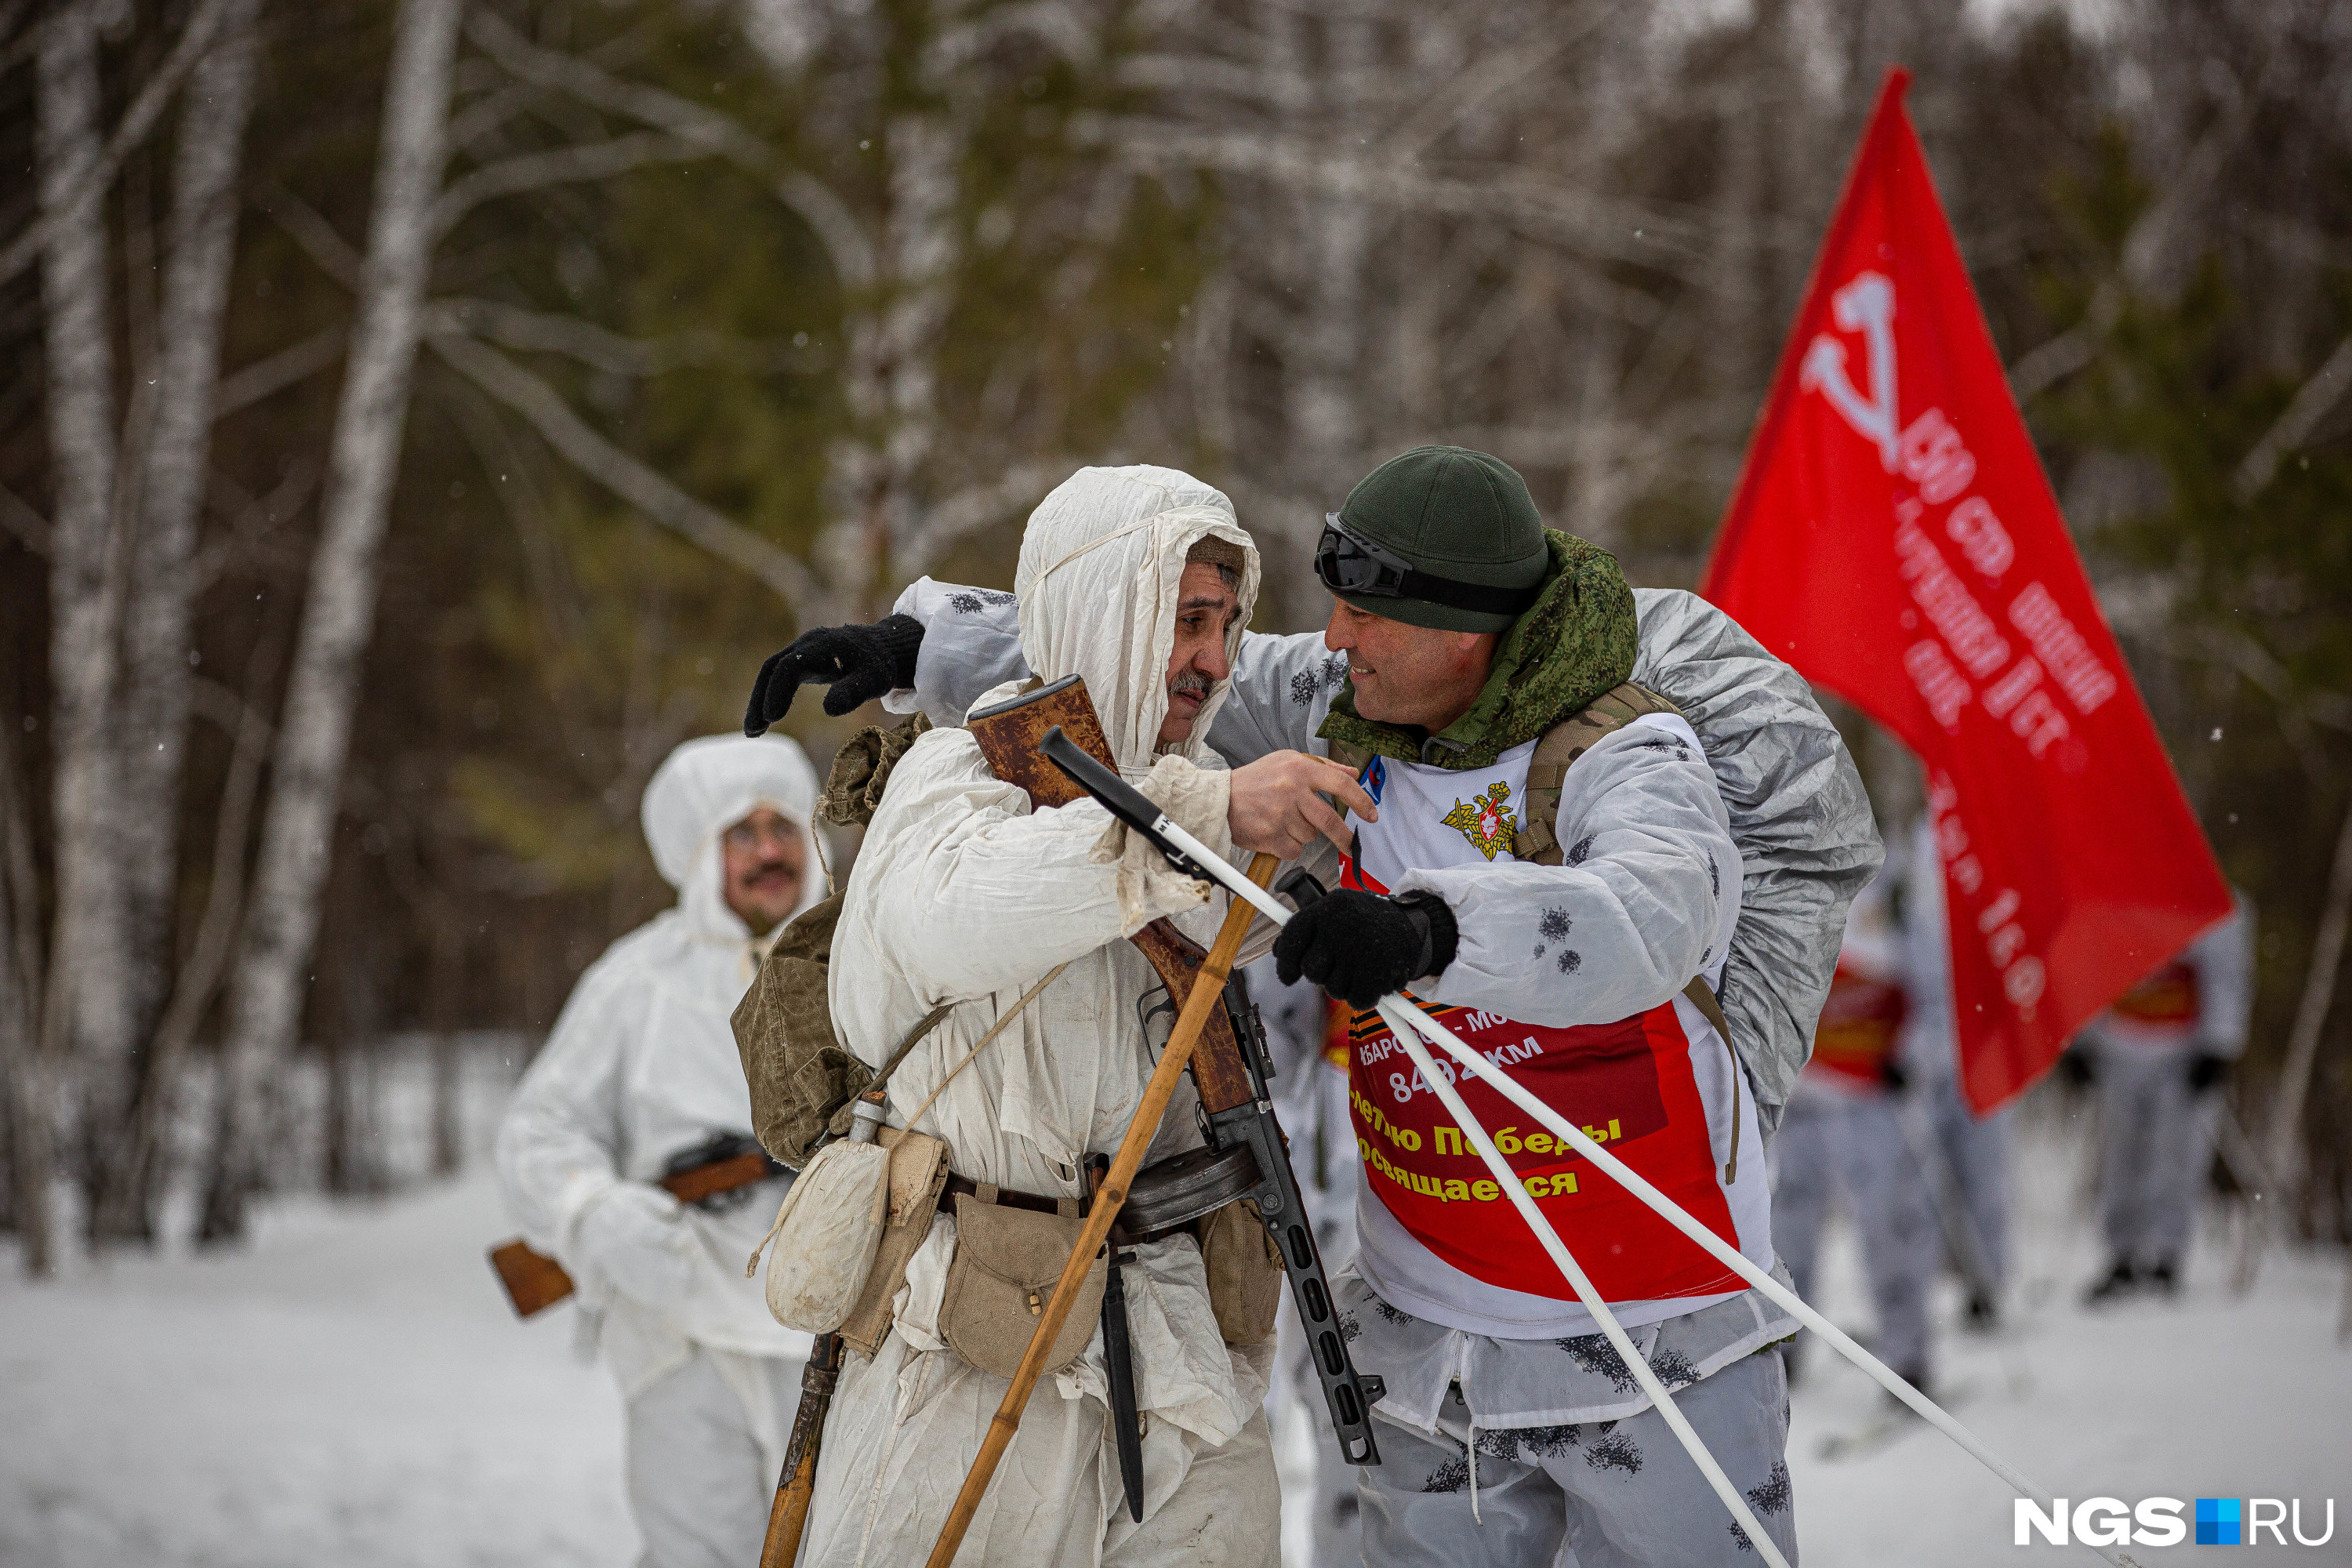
xmin=2266 ymin=798 xmax=2352 ymax=1200
xmin=821 ymin=103 xmax=961 ymax=619
xmin=201 ymin=0 xmax=465 ymax=1243
xmin=428 ymin=907 xmax=461 ymax=1177
xmin=0 ymin=722 xmax=54 ymax=1278
xmin=1269 ymin=4 xmax=1373 ymax=625
xmin=1563 ymin=310 xmax=1624 ymax=550
xmin=35 ymin=0 xmax=136 ymax=1239
xmin=96 ymin=0 xmax=265 ymax=1243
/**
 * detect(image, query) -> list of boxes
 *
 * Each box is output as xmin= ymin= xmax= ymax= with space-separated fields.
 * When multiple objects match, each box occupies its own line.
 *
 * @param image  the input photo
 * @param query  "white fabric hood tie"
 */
xmin=1013 ymin=464 xmax=1261 ymax=776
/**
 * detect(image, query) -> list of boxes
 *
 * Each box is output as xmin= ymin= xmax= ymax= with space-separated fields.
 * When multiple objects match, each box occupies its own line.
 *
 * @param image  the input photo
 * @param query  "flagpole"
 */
xmin=1700 ymin=65 xmax=1913 ymax=601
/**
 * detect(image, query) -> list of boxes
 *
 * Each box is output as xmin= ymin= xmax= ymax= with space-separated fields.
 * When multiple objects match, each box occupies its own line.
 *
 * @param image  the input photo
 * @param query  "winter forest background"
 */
xmin=1 ymin=0 xmax=2349 ymax=1285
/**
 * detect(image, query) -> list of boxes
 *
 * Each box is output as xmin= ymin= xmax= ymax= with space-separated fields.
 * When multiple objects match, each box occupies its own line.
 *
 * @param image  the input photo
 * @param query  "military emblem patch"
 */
xmin=1442 ymin=781 xmax=1517 ymax=860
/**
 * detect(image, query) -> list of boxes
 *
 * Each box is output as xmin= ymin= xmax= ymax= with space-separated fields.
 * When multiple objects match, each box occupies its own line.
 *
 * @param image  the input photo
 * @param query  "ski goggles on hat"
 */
xmin=1313 ymin=514 xmax=1543 ymax=616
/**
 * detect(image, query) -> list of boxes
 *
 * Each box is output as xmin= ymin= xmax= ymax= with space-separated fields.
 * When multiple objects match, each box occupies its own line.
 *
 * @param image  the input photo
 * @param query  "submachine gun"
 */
xmin=966 ymin=675 xmax=1385 ymax=1472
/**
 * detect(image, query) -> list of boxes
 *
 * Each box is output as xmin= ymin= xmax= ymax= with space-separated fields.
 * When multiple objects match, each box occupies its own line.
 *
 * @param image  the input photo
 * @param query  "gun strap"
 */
xmin=870 ymin=1004 xmax=956 ymax=1090
xmin=898 ymin=964 xmax=1070 ymax=1136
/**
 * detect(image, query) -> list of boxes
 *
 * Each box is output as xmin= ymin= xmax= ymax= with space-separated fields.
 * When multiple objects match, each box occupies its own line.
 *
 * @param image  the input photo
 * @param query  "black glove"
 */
xmin=2058 ymin=1047 xmax=2095 ymax=1087
xmin=2186 ymin=1051 xmax=2230 ymax=1094
xmin=742 ymin=615 xmax=925 ymax=734
xmin=1879 ymin=1058 xmax=1909 ymax=1093
xmin=1273 ymin=888 xmax=1458 ymax=1010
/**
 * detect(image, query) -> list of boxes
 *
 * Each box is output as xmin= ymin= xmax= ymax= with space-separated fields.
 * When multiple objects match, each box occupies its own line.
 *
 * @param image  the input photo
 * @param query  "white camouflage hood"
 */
xmin=1012 ymin=464 xmax=1261 ymax=778
xmin=641 ymin=731 xmax=824 ymax=938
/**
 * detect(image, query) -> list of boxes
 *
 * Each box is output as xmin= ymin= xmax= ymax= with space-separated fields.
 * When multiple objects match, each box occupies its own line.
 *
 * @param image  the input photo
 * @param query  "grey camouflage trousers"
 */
xmin=1358 ymin=1347 xmax=1798 ymax=1567
xmin=626 ymin=1348 xmax=798 ymax=1568
xmin=2096 ymin=1043 xmax=2214 ymax=1269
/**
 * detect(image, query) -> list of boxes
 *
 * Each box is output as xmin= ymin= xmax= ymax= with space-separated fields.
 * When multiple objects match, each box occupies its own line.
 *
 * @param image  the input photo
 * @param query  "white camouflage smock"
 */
xmin=495 ymin=733 xmax=826 ymax=1563
xmin=804 ymin=466 xmax=1282 ymax=1568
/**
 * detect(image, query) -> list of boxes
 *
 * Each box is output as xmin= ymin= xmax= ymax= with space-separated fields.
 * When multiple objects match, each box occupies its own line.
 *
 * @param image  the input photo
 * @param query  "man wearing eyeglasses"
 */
xmin=497 ymin=733 xmax=824 ymax=1568
xmin=746 ymin=447 xmax=1878 ymax=1565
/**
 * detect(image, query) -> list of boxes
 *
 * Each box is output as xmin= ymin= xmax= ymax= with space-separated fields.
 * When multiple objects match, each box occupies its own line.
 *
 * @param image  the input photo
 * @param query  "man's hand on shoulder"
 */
xmin=743 ymin=615 xmax=925 ymax=734
xmin=1228 ymin=750 xmax=1375 ymax=858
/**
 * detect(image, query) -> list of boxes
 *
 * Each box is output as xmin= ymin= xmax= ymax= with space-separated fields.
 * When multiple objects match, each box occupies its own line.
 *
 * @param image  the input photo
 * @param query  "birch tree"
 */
xmin=0 ymin=720 xmax=53 ymax=1277
xmin=34 ymin=0 xmax=136 ymax=1227
xmin=202 ymin=0 xmax=467 ymax=1241
xmin=98 ymin=0 xmax=264 ymax=1240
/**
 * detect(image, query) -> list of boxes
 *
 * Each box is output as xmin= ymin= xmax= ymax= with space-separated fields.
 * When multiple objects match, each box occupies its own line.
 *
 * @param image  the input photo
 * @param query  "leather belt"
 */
xmin=937 ymin=1171 xmax=1202 ymax=1247
xmin=938 ymin=1172 xmax=1071 ymax=1220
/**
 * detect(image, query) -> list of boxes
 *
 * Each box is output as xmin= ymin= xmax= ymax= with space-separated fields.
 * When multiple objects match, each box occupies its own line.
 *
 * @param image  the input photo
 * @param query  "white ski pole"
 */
xmin=1381 ymin=999 xmax=2139 ymax=1568
xmin=1036 ymin=732 xmax=2136 ymax=1568
xmin=1370 ymin=994 xmax=1791 ymax=1565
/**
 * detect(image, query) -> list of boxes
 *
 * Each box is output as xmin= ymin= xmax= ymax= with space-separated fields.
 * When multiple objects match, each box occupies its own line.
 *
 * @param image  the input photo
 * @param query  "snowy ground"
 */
xmin=1766 ymin=1101 xmax=2352 ymax=1568
xmin=5 ymin=1094 xmax=2348 ymax=1568
xmin=0 ymin=1175 xmax=632 ymax=1568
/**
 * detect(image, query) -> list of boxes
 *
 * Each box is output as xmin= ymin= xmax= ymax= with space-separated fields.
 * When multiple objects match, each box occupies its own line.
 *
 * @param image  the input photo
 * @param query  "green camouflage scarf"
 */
xmin=1318 ymin=531 xmax=1638 ymax=770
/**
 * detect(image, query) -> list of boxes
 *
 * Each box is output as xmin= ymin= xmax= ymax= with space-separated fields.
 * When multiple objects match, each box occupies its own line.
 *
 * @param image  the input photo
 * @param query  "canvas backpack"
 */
xmin=731 ymin=711 xmax=952 ymax=1167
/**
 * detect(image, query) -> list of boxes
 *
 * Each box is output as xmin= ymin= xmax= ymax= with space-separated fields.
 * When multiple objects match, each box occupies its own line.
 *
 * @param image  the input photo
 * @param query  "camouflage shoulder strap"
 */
xmin=1504 ymin=681 xmax=1748 ymax=1181
xmin=1507 ymin=681 xmax=1682 ymax=866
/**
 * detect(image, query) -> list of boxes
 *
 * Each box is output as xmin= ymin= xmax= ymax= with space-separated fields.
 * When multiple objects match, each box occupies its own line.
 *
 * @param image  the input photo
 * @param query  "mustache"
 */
xmin=1168 ymin=670 xmax=1213 ymax=699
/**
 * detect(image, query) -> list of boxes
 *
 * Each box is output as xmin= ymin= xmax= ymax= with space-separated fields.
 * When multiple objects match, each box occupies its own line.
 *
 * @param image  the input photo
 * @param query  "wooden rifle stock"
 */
xmin=486 ymin=1149 xmax=782 ymax=1319
xmin=967 ymin=677 xmax=1258 ymax=1114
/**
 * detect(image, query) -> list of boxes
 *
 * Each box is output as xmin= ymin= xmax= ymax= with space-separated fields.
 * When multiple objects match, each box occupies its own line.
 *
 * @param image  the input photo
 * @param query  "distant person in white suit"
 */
xmin=2077 ymin=899 xmax=2255 ymax=1301
xmin=1903 ymin=821 xmax=2011 ymax=1330
xmin=497 ymin=733 xmax=823 ymax=1568
xmin=1769 ymin=873 xmax=1940 ymax=1392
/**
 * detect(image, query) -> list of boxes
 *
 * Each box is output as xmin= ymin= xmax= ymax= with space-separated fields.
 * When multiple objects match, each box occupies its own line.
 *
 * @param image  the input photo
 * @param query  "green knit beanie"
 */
xmin=1329 ymin=446 xmax=1552 ymax=633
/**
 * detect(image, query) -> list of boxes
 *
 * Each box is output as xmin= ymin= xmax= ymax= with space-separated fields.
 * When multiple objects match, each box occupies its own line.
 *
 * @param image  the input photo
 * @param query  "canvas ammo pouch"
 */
xmin=732 ymin=712 xmax=933 ymax=1166
xmin=939 ymin=1189 xmax=1107 ymax=1379
xmin=1200 ymin=1199 xmax=1285 ymax=1346
xmin=752 ymin=1121 xmax=951 ymax=1339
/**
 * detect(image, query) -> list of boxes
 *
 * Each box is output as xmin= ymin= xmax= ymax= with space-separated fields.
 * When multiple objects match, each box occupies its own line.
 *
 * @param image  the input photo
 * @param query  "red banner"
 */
xmin=1700 ymin=69 xmax=2231 ymax=1112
